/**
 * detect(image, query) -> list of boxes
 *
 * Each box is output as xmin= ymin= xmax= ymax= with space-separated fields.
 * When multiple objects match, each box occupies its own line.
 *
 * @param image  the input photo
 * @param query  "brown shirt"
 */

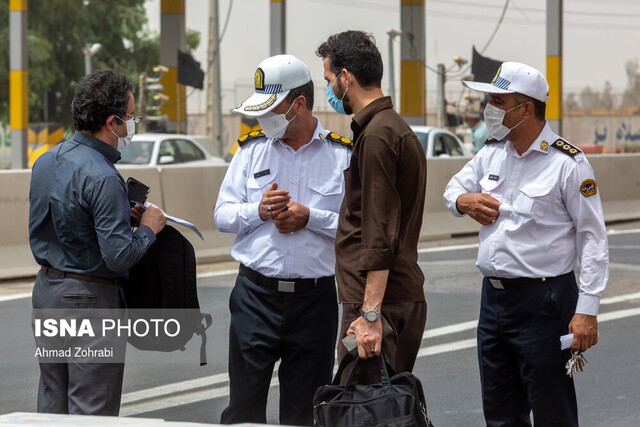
xmin=335 ymin=96 xmax=427 ymax=303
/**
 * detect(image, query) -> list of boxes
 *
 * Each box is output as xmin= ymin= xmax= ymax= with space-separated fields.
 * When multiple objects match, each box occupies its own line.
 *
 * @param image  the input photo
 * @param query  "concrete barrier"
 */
xmin=1 ymin=154 xmax=639 ymax=280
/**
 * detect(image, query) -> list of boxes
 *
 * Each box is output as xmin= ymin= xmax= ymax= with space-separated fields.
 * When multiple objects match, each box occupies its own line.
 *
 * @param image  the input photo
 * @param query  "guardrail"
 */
xmin=1 ymin=154 xmax=639 ymax=280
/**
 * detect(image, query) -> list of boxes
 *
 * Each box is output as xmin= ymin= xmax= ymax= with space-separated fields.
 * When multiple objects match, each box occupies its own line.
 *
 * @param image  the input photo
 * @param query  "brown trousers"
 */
xmin=337 ymin=300 xmax=427 ymax=384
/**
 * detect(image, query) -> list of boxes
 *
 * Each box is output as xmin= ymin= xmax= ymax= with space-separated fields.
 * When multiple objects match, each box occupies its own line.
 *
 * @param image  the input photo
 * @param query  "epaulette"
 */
xmin=236 ymin=129 xmax=265 ymax=147
xmin=484 ymin=137 xmax=498 ymax=145
xmin=551 ymin=138 xmax=581 ymax=157
xmin=324 ymin=132 xmax=353 ymax=149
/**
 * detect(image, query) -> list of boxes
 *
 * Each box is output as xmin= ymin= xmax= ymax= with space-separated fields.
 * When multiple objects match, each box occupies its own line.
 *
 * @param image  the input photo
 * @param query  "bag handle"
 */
xmin=331 ymin=352 xmax=356 ymax=385
xmin=333 ymin=349 xmax=395 ymax=396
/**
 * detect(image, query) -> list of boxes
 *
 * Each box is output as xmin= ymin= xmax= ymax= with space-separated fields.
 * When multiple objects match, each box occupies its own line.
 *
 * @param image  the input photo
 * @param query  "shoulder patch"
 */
xmin=236 ymin=129 xmax=265 ymax=147
xmin=325 ymin=132 xmax=353 ymax=149
xmin=551 ymin=139 xmax=581 ymax=157
xmin=484 ymin=137 xmax=498 ymax=145
xmin=580 ymin=179 xmax=597 ymax=197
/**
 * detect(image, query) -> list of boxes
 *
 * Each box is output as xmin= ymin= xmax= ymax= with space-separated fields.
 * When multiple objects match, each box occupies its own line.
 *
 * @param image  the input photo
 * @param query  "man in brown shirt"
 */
xmin=317 ymin=30 xmax=427 ymax=383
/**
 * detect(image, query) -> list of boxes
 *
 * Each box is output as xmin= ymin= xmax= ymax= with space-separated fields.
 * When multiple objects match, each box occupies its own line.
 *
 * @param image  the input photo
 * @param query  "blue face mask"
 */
xmin=326 ymin=71 xmax=349 ymax=115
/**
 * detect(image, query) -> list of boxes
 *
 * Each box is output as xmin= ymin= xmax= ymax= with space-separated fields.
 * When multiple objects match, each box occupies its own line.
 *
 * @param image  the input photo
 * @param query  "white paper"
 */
xmin=560 ymin=332 xmax=600 ymax=350
xmin=134 ymin=202 xmax=205 ymax=241
xmin=560 ymin=333 xmax=574 ymax=350
xmin=164 ymin=213 xmax=204 ymax=241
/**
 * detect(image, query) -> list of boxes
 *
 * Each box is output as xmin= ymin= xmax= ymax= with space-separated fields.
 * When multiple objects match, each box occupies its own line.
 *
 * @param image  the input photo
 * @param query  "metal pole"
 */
xmin=214 ymin=0 xmax=223 ymax=157
xmin=206 ymin=0 xmax=215 ymax=150
xmin=10 ymin=0 xmax=28 ymax=169
xmin=400 ymin=0 xmax=426 ymax=125
xmin=270 ymin=0 xmax=286 ymax=55
xmin=84 ymin=44 xmax=92 ymax=75
xmin=388 ymin=34 xmax=395 ymax=106
xmin=546 ymin=0 xmax=563 ymax=135
xmin=160 ymin=0 xmax=186 ymax=133
xmin=138 ymin=72 xmax=147 ymax=133
xmin=436 ymin=64 xmax=445 ymax=128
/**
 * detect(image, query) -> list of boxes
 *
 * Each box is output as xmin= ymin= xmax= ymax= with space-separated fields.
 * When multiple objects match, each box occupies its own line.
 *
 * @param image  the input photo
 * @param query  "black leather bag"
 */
xmin=313 ymin=352 xmax=434 ymax=427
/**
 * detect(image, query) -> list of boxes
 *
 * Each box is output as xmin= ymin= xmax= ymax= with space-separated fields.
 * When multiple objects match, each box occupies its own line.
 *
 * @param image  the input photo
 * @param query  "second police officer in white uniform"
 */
xmin=444 ymin=62 xmax=608 ymax=426
xmin=214 ymin=54 xmax=351 ymax=426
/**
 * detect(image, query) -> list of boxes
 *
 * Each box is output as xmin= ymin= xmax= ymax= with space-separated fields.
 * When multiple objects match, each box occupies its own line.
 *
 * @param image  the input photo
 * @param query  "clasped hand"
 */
xmin=260 ymin=182 xmax=309 ymax=233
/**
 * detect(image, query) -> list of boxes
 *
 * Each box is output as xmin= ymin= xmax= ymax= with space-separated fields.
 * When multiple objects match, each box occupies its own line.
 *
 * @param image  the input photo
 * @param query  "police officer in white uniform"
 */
xmin=444 ymin=62 xmax=608 ymax=426
xmin=214 ymin=54 xmax=351 ymax=426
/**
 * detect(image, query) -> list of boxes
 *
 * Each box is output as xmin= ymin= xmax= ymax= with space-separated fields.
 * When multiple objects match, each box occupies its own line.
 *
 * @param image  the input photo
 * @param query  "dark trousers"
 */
xmin=32 ymin=269 xmax=126 ymax=415
xmin=220 ymin=272 xmax=338 ymax=426
xmin=337 ymin=301 xmax=427 ymax=385
xmin=478 ymin=274 xmax=579 ymax=427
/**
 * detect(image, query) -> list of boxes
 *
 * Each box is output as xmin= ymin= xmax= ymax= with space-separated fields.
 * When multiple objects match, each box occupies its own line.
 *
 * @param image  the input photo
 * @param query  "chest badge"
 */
xmin=489 ymin=174 xmax=499 ymax=181
xmin=580 ymin=179 xmax=597 ymax=197
xmin=253 ymin=169 xmax=271 ymax=179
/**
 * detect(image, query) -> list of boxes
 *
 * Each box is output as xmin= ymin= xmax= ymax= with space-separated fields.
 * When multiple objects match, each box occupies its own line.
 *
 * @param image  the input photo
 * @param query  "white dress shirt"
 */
xmin=214 ymin=118 xmax=351 ymax=279
xmin=444 ymin=122 xmax=609 ymax=316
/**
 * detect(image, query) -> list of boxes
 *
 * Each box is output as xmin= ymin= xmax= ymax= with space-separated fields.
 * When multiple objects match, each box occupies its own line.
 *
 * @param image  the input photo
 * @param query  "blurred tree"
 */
xmin=564 ymin=93 xmax=579 ymax=111
xmin=579 ymin=86 xmax=600 ymax=111
xmin=622 ymin=59 xmax=640 ymax=108
xmin=601 ymin=81 xmax=614 ymax=110
xmin=0 ymin=0 xmax=200 ymax=126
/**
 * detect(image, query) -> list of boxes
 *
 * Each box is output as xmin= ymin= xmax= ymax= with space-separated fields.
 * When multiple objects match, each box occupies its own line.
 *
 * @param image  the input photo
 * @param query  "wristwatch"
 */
xmin=360 ymin=309 xmax=382 ymax=322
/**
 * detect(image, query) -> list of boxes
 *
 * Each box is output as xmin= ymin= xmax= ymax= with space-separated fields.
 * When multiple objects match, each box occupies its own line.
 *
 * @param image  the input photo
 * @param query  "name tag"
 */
xmin=489 ymin=174 xmax=499 ymax=181
xmin=253 ymin=169 xmax=270 ymax=179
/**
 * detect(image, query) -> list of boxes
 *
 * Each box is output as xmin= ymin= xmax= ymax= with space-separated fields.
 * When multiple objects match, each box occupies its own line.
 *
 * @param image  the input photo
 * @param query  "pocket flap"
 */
xmin=520 ymin=183 xmax=553 ymax=198
xmin=479 ymin=174 xmax=504 ymax=192
xmin=248 ymin=171 xmax=276 ymax=189
xmin=309 ymin=176 xmax=343 ymax=196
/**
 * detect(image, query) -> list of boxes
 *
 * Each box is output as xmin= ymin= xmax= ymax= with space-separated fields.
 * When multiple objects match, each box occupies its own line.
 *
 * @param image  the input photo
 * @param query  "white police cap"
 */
xmin=233 ymin=54 xmax=312 ymax=117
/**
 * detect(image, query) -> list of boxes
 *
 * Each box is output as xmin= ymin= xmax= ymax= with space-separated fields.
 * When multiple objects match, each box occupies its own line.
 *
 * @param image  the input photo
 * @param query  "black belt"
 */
xmin=487 ymin=272 xmax=572 ymax=290
xmin=41 ymin=266 xmax=123 ymax=286
xmin=239 ymin=264 xmax=334 ymax=293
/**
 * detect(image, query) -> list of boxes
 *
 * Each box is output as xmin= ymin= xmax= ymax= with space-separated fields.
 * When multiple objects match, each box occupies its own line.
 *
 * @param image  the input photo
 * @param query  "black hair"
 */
xmin=71 ymin=69 xmax=135 ymax=132
xmin=514 ymin=93 xmax=546 ymax=121
xmin=316 ymin=30 xmax=383 ymax=89
xmin=284 ymin=80 xmax=314 ymax=111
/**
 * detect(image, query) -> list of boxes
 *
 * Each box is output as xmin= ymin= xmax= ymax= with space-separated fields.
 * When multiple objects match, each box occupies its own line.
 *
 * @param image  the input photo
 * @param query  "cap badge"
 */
xmin=254 ymin=68 xmax=265 ymax=91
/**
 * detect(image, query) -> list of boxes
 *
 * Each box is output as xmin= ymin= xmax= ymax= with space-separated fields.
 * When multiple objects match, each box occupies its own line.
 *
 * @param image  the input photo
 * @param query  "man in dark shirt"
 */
xmin=29 ymin=70 xmax=166 ymax=415
xmin=316 ymin=31 xmax=427 ymax=383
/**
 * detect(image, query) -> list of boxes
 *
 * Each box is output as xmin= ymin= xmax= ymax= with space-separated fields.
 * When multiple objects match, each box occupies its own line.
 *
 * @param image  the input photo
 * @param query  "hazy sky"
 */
xmin=145 ymin=0 xmax=640 ymax=114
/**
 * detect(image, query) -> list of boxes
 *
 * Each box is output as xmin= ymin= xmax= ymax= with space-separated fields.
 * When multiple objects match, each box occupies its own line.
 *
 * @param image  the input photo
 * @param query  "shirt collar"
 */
xmin=271 ymin=116 xmax=325 ymax=148
xmin=506 ymin=121 xmax=553 ymax=157
xmin=530 ymin=121 xmax=554 ymax=154
xmin=351 ymin=96 xmax=394 ymax=137
xmin=71 ymin=131 xmax=121 ymax=164
xmin=311 ymin=117 xmax=329 ymax=144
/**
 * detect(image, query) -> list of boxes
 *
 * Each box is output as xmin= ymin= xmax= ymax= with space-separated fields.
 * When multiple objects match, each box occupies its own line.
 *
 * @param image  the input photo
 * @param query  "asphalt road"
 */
xmin=1 ymin=225 xmax=639 ymax=426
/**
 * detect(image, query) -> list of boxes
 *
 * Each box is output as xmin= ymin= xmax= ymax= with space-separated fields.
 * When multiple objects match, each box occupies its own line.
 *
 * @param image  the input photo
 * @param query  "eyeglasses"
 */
xmin=116 ymin=114 xmax=143 ymax=124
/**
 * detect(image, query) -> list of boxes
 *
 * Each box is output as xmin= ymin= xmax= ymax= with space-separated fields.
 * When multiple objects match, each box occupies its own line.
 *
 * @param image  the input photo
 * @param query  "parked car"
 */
xmin=410 ymin=126 xmax=472 ymax=158
xmin=119 ymin=133 xmax=226 ymax=166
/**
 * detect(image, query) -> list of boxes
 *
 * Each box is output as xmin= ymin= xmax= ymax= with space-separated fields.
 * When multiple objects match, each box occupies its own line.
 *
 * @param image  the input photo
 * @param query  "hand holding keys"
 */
xmin=565 ymin=352 xmax=587 ymax=378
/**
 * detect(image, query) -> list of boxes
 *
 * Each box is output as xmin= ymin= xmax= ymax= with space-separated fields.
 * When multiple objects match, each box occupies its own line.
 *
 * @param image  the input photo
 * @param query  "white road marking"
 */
xmin=196 ymin=269 xmax=238 ymax=279
xmin=606 ymin=228 xmax=640 ymax=235
xmin=0 ymin=292 xmax=31 ymax=303
xmin=418 ymin=243 xmax=478 ymax=254
xmin=600 ymin=291 xmax=640 ymax=305
xmin=609 ymin=262 xmax=640 ymax=272
xmin=121 ymin=299 xmax=640 ymax=415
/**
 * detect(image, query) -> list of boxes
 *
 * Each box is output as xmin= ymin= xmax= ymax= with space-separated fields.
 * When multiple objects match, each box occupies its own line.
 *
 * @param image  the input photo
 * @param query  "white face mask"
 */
xmin=112 ymin=116 xmax=135 ymax=150
xmin=483 ymin=102 xmax=524 ymax=141
xmin=257 ymin=101 xmax=297 ymax=140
